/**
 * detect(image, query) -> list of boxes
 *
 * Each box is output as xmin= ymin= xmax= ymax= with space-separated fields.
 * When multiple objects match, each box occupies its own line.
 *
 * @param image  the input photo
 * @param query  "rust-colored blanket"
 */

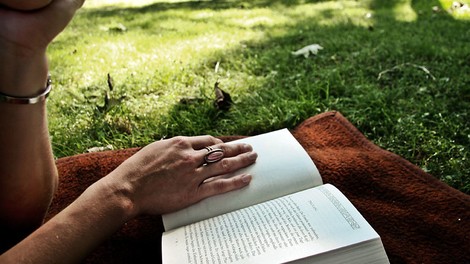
xmin=48 ymin=111 xmax=469 ymax=264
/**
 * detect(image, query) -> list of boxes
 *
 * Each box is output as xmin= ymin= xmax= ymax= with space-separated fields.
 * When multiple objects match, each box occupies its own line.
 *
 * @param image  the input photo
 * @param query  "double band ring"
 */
xmin=204 ymin=146 xmax=224 ymax=164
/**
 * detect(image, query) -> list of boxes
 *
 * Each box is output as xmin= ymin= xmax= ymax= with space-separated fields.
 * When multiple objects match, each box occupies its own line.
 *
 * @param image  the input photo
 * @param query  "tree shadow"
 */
xmin=157 ymin=0 xmax=468 ymax=124
xmin=68 ymin=0 xmax=470 ymax=136
xmin=82 ymin=0 xmax=330 ymax=17
xmin=73 ymin=0 xmax=469 ymax=132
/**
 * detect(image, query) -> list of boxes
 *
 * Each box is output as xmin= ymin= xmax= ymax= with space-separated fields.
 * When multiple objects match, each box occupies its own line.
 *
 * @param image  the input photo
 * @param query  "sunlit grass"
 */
xmin=47 ymin=0 xmax=469 ymax=193
xmin=392 ymin=0 xmax=418 ymax=22
xmin=440 ymin=0 xmax=470 ymax=19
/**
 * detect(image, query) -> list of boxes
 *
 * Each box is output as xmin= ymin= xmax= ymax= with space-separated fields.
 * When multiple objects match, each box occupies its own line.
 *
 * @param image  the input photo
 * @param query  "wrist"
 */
xmin=0 ymin=51 xmax=49 ymax=97
xmin=95 ymin=175 xmax=138 ymax=223
xmin=0 ymin=75 xmax=51 ymax=104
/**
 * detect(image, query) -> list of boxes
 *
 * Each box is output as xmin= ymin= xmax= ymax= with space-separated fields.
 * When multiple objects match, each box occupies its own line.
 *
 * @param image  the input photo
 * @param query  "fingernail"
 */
xmin=243 ymin=144 xmax=253 ymax=152
xmin=248 ymin=151 xmax=258 ymax=160
xmin=242 ymin=174 xmax=252 ymax=183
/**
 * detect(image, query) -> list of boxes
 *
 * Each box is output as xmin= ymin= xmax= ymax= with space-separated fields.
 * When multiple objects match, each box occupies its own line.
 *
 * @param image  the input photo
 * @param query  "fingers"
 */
xmin=187 ymin=135 xmax=223 ymax=150
xmin=164 ymin=135 xmax=247 ymax=171
xmin=194 ymin=141 xmax=254 ymax=164
xmin=197 ymin=173 xmax=253 ymax=200
xmin=193 ymin=144 xmax=257 ymax=202
xmin=198 ymin=146 xmax=257 ymax=179
xmin=198 ymin=142 xmax=253 ymax=159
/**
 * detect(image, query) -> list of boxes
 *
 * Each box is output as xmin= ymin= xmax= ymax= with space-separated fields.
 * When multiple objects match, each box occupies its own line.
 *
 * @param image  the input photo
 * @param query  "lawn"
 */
xmin=47 ymin=0 xmax=470 ymax=193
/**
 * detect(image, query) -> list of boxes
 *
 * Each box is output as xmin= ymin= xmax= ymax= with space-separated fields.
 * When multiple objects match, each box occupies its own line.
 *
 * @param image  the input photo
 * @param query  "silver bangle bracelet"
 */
xmin=0 ymin=76 xmax=52 ymax=104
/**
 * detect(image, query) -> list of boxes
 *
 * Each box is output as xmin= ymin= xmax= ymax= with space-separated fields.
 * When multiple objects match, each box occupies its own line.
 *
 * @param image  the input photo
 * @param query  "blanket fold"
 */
xmin=47 ymin=111 xmax=469 ymax=264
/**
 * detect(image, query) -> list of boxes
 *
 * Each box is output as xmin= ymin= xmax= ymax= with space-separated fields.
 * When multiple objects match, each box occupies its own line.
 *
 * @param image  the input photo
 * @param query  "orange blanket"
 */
xmin=48 ymin=111 xmax=470 ymax=263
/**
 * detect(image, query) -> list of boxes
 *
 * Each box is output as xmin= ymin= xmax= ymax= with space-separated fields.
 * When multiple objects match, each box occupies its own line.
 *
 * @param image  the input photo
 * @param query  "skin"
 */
xmin=0 ymin=1 xmax=258 ymax=262
xmin=0 ymin=0 xmax=53 ymax=10
xmin=0 ymin=0 xmax=81 ymax=248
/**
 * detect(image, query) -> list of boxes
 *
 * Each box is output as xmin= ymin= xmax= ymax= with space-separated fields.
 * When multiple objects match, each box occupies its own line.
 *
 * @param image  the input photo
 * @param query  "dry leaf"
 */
xmin=292 ymin=44 xmax=323 ymax=58
xmin=214 ymin=81 xmax=232 ymax=111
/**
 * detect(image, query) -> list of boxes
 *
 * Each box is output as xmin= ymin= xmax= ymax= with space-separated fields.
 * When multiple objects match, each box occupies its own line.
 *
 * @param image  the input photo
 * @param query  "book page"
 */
xmin=162 ymin=184 xmax=386 ymax=264
xmin=163 ymin=129 xmax=322 ymax=230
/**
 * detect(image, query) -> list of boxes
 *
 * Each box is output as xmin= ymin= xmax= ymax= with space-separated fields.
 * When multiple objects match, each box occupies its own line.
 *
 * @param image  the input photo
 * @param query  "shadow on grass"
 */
xmin=83 ymin=0 xmax=331 ymax=14
xmin=148 ymin=0 xmax=467 ymax=126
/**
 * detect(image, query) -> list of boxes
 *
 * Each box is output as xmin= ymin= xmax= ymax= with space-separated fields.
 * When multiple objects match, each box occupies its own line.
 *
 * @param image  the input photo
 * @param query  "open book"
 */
xmin=162 ymin=129 xmax=389 ymax=263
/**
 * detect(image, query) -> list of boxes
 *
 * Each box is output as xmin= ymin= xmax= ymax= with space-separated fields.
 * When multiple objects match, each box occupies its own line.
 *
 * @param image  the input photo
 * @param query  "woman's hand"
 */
xmin=0 ymin=0 xmax=85 ymax=96
xmin=0 ymin=0 xmax=88 ymax=251
xmin=109 ymin=136 xmax=258 ymax=217
xmin=0 ymin=0 xmax=85 ymax=56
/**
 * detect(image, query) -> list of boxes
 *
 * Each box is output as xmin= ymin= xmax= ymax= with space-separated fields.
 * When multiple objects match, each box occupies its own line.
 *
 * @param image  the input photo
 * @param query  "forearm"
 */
xmin=0 ymin=177 xmax=134 ymax=264
xmin=0 ymin=48 xmax=49 ymax=95
xmin=0 ymin=54 xmax=57 ymax=241
xmin=0 ymin=102 xmax=56 ymax=218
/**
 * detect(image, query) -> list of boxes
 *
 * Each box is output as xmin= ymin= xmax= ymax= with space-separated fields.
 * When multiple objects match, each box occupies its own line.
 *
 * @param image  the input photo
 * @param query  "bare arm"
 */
xmin=0 ymin=0 xmax=83 ymax=249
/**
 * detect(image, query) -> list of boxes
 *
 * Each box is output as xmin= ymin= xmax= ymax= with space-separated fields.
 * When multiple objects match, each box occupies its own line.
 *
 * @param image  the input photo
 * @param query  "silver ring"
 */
xmin=204 ymin=147 xmax=224 ymax=164
xmin=205 ymin=146 xmax=213 ymax=152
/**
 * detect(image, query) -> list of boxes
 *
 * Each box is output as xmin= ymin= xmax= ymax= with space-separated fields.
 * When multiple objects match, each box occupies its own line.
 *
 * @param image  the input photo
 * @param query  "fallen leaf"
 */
xmin=97 ymin=73 xmax=126 ymax=113
xmin=214 ymin=81 xmax=232 ymax=111
xmin=450 ymin=1 xmax=470 ymax=13
xmin=87 ymin=145 xmax=114 ymax=153
xmin=377 ymin=63 xmax=436 ymax=81
xmin=291 ymin=44 xmax=323 ymax=58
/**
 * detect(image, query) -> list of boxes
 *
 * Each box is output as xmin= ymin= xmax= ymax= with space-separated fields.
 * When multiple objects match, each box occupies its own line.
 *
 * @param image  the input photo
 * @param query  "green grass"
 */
xmin=47 ymin=0 xmax=470 ymax=193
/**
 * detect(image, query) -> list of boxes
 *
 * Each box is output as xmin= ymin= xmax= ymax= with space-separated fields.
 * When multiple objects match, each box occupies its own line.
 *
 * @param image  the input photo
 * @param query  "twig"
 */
xmin=377 ymin=63 xmax=436 ymax=81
